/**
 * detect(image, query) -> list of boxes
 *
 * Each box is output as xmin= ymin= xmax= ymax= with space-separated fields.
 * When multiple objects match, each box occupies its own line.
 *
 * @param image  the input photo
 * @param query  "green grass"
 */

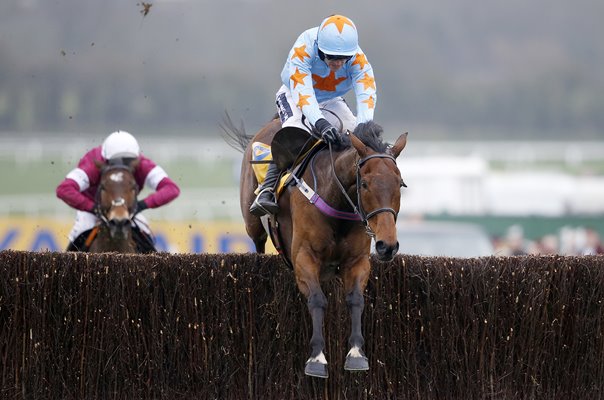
xmin=0 ymin=157 xmax=239 ymax=195
xmin=4 ymin=154 xmax=604 ymax=197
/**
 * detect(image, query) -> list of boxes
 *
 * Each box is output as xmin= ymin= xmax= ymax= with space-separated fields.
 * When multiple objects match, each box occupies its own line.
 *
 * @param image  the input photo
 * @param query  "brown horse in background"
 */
xmin=88 ymin=159 xmax=140 ymax=253
xmin=224 ymin=116 xmax=408 ymax=378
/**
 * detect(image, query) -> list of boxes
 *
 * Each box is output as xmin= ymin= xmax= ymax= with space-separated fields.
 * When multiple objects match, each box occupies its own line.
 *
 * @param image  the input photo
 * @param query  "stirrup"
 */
xmin=250 ymin=188 xmax=279 ymax=216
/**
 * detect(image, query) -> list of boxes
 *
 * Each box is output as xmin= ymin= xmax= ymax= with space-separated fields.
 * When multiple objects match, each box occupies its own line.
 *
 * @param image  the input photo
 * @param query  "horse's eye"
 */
xmin=400 ymin=179 xmax=407 ymax=188
xmin=361 ymin=181 xmax=368 ymax=189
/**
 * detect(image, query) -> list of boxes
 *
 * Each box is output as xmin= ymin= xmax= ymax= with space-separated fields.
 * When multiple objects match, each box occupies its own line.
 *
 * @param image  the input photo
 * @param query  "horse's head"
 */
xmin=95 ymin=158 xmax=140 ymax=239
xmin=349 ymin=127 xmax=407 ymax=261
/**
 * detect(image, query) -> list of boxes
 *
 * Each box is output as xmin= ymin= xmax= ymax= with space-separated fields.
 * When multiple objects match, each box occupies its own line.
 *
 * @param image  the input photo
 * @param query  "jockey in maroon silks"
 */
xmin=56 ymin=130 xmax=180 ymax=252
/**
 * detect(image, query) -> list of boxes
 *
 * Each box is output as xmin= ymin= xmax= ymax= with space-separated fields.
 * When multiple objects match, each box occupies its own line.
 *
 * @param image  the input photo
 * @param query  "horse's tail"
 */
xmin=220 ymin=111 xmax=253 ymax=153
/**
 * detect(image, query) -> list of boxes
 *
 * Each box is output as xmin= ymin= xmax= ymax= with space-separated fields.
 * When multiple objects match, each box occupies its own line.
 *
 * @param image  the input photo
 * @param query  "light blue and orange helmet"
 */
xmin=317 ymin=15 xmax=359 ymax=57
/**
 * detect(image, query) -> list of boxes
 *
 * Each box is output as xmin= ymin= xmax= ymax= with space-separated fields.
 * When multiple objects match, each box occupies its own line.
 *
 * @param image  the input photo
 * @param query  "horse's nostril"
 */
xmin=375 ymin=240 xmax=399 ymax=259
xmin=375 ymin=240 xmax=391 ymax=255
xmin=110 ymin=219 xmax=129 ymax=228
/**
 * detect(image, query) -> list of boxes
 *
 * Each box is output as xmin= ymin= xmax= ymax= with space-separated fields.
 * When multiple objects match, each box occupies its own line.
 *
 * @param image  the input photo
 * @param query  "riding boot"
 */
xmin=250 ymin=162 xmax=281 ymax=216
xmin=66 ymin=230 xmax=92 ymax=252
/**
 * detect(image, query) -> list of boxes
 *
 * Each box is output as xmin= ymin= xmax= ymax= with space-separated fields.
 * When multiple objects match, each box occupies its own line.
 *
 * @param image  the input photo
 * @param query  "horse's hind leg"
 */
xmin=342 ymin=262 xmax=371 ymax=371
xmin=240 ymin=156 xmax=269 ymax=253
xmin=250 ymin=228 xmax=268 ymax=254
xmin=245 ymin=215 xmax=268 ymax=253
xmin=252 ymin=235 xmax=267 ymax=253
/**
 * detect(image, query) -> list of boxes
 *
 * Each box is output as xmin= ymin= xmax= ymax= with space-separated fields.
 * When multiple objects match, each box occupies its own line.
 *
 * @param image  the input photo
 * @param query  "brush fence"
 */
xmin=1 ymin=251 xmax=603 ymax=399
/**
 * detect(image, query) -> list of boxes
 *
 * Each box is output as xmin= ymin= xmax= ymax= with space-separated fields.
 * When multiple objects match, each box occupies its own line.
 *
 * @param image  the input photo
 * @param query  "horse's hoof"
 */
xmin=305 ymin=361 xmax=329 ymax=378
xmin=344 ymin=354 xmax=369 ymax=371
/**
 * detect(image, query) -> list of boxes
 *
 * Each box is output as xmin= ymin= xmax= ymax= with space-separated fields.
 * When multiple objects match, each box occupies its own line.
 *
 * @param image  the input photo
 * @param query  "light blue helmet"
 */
xmin=317 ymin=15 xmax=358 ymax=57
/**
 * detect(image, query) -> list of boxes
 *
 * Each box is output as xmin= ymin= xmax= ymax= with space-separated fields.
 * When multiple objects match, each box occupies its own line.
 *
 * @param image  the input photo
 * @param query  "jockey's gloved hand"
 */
xmin=315 ymin=118 xmax=340 ymax=144
xmin=135 ymin=200 xmax=148 ymax=215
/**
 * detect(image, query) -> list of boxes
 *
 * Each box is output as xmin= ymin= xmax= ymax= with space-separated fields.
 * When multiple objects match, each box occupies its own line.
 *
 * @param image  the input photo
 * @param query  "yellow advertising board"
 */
xmin=0 ymin=217 xmax=277 ymax=254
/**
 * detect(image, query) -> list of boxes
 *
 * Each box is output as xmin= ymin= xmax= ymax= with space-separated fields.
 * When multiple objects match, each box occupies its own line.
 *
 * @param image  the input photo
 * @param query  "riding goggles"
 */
xmin=324 ymin=53 xmax=353 ymax=61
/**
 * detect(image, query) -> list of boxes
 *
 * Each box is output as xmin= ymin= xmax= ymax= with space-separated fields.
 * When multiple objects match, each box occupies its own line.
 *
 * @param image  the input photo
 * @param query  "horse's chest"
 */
xmin=320 ymin=262 xmax=342 ymax=280
xmin=321 ymin=242 xmax=365 ymax=271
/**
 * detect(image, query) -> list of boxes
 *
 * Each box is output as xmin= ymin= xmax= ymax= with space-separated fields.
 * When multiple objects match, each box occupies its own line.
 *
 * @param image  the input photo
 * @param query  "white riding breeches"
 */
xmin=68 ymin=210 xmax=152 ymax=242
xmin=275 ymin=85 xmax=357 ymax=134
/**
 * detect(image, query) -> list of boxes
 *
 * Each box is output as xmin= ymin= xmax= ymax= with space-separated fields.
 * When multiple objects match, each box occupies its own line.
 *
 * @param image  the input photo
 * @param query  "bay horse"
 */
xmin=224 ymin=116 xmax=408 ymax=378
xmin=88 ymin=158 xmax=140 ymax=253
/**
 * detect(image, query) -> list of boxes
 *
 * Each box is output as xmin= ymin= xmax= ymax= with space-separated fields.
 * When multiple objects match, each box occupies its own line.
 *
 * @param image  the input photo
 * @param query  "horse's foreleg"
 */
xmin=294 ymin=260 xmax=329 ymax=378
xmin=308 ymin=288 xmax=328 ymax=353
xmin=343 ymin=261 xmax=371 ymax=371
xmin=304 ymin=287 xmax=328 ymax=378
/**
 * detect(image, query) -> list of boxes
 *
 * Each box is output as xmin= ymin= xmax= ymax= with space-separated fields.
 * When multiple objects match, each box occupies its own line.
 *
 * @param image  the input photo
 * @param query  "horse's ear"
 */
xmin=388 ymin=132 xmax=408 ymax=159
xmin=349 ymin=132 xmax=369 ymax=157
xmin=130 ymin=157 xmax=141 ymax=170
xmin=94 ymin=159 xmax=105 ymax=170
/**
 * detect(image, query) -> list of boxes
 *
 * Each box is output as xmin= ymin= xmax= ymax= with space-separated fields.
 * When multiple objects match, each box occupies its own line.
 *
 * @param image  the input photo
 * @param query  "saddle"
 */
xmin=250 ymin=127 xmax=325 ymax=195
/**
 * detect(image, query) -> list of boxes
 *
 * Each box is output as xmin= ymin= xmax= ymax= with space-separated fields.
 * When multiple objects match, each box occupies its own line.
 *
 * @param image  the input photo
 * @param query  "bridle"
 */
xmin=328 ymin=144 xmax=399 ymax=237
xmin=94 ymin=164 xmax=139 ymax=227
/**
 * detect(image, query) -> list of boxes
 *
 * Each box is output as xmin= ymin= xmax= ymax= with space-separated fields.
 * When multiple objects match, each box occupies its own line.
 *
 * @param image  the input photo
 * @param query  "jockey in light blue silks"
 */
xmin=250 ymin=14 xmax=377 ymax=216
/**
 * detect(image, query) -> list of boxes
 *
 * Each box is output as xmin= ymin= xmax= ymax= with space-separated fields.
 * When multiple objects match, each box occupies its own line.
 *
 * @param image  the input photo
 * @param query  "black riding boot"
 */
xmin=66 ymin=230 xmax=93 ymax=252
xmin=250 ymin=162 xmax=281 ymax=216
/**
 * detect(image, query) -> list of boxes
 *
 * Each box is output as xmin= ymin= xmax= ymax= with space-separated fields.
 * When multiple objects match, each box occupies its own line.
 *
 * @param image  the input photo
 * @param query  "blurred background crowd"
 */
xmin=495 ymin=225 xmax=603 ymax=256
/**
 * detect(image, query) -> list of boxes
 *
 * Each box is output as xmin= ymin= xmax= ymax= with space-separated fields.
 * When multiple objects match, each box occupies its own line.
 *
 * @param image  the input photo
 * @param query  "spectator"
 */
xmin=581 ymin=228 xmax=604 ymax=255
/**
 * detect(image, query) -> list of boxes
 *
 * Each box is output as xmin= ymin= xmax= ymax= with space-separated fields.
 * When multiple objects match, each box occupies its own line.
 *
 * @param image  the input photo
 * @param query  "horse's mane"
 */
xmin=106 ymin=157 xmax=136 ymax=168
xmin=95 ymin=158 xmax=138 ymax=181
xmin=221 ymin=111 xmax=389 ymax=156
xmin=337 ymin=121 xmax=388 ymax=153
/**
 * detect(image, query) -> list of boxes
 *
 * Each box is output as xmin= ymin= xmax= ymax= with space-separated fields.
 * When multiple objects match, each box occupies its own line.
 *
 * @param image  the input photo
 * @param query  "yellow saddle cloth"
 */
xmin=251 ymin=142 xmax=290 ymax=195
xmin=251 ymin=139 xmax=323 ymax=195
